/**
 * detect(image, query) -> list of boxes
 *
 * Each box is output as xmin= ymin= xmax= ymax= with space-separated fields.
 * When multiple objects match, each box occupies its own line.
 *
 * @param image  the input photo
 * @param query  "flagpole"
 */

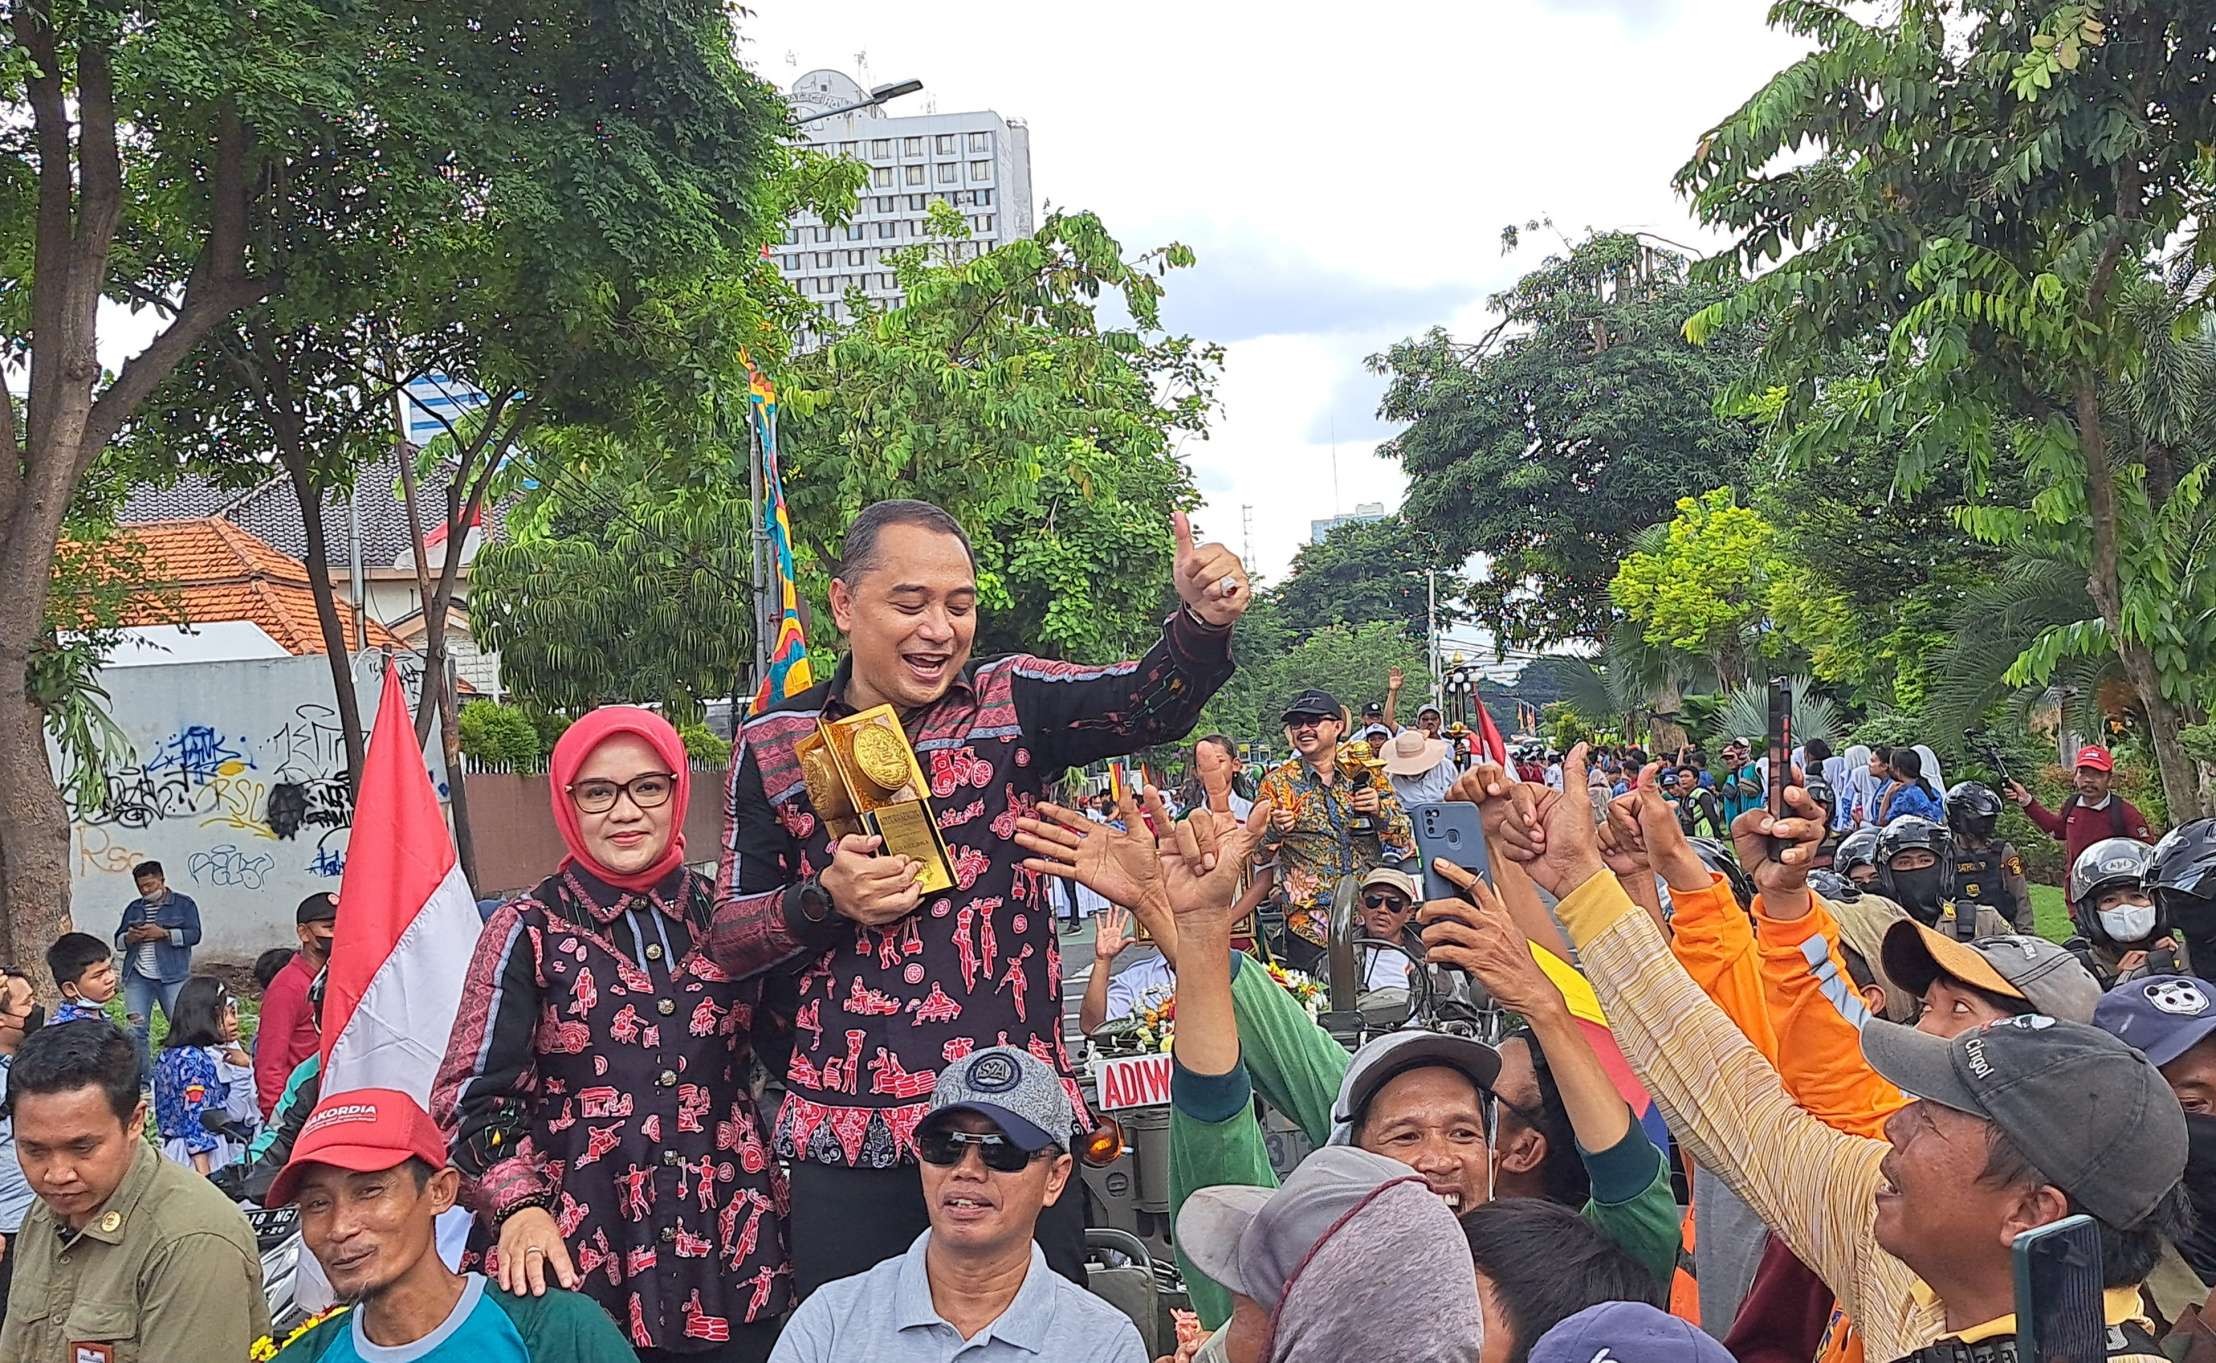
xmin=747 ymin=385 xmax=771 ymax=707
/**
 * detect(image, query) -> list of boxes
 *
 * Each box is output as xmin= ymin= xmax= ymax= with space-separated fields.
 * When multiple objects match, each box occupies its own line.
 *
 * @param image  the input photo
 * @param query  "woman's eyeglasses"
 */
xmin=915 ymin=1126 xmax=1044 ymax=1174
xmin=568 ymin=773 xmax=678 ymax=815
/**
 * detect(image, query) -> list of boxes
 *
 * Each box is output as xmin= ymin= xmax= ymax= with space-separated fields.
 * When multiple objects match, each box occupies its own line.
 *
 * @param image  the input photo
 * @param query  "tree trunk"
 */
xmin=395 ymin=441 xmax=483 ymax=890
xmin=279 ymin=451 xmax=368 ymax=793
xmin=0 ymin=613 xmax=71 ymax=982
xmin=2075 ymin=375 xmax=2209 ymax=821
xmin=1647 ymin=675 xmax=1688 ymax=754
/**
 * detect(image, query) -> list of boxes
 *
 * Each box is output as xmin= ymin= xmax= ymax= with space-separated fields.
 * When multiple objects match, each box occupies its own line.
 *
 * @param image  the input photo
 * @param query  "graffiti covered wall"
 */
xmin=58 ymin=654 xmax=447 ymax=959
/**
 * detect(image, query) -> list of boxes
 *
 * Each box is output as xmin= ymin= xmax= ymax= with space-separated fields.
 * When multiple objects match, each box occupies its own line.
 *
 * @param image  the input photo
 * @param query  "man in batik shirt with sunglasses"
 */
xmin=768 ymin=1046 xmax=1147 ymax=1363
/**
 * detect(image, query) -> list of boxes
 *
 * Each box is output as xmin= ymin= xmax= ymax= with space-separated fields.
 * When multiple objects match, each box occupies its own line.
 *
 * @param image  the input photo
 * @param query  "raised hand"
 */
xmin=1612 ymin=763 xmax=1710 ymax=891
xmin=1418 ymin=861 xmax=1566 ymax=1023
xmin=1093 ymin=904 xmax=1133 ymax=963
xmin=1158 ymin=794 xmax=1271 ymax=929
xmin=1387 ymin=666 xmax=1405 ymax=693
xmin=1016 ymin=791 xmax=1168 ymax=923
xmin=1173 ymin=511 xmax=1251 ymax=629
xmin=1493 ymin=743 xmax=1608 ymax=899
xmin=1727 ymin=781 xmax=1828 ymax=912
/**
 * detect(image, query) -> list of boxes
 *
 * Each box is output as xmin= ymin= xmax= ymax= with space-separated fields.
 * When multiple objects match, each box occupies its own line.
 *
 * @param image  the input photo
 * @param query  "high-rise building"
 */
xmin=1310 ymin=502 xmax=1390 ymax=546
xmin=398 ymin=372 xmax=491 ymax=449
xmin=780 ymin=70 xmax=1035 ymax=332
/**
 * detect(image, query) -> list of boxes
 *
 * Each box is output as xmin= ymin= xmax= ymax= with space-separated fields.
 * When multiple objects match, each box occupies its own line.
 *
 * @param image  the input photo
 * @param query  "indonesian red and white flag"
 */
xmin=321 ymin=661 xmax=478 ymax=1102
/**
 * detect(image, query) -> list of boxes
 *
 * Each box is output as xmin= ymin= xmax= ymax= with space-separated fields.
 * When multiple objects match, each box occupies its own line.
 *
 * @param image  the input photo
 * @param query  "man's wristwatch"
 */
xmin=796 ymin=875 xmax=836 ymax=924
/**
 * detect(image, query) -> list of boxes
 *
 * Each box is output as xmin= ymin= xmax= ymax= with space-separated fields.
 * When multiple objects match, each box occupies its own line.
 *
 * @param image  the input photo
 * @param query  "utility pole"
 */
xmin=1427 ymin=569 xmax=1441 ymax=707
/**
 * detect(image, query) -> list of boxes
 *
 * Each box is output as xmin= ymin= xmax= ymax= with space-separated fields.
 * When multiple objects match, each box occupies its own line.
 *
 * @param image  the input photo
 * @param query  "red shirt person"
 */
xmin=712 ymin=499 xmax=1248 ymax=1297
xmin=255 ymin=892 xmax=337 ymax=1116
xmin=2007 ymin=745 xmax=2156 ymax=909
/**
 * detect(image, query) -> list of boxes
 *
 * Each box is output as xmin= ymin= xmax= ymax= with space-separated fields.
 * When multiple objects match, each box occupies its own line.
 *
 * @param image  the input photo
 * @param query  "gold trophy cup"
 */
xmin=1337 ymin=739 xmax=1388 ymax=837
xmin=793 ymin=704 xmax=956 ymax=895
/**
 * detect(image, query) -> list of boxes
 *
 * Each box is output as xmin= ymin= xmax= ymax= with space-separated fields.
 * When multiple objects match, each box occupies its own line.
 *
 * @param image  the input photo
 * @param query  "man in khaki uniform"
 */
xmin=0 ymin=1020 xmax=266 ymax=1362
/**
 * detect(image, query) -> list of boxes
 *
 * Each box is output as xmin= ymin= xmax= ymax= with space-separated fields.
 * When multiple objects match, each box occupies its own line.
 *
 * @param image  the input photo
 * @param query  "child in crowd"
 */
xmin=153 ymin=976 xmax=258 ymax=1174
xmin=45 ymin=932 xmax=119 ymax=1026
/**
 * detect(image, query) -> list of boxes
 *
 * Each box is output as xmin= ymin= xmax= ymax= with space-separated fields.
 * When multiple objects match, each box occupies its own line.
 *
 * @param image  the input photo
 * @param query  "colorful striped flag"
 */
xmin=1529 ymin=940 xmax=1673 ymax=1153
xmin=744 ymin=353 xmax=814 ymax=711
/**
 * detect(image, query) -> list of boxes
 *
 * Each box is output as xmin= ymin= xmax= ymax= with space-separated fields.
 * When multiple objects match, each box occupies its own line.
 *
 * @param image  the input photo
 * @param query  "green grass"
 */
xmin=2028 ymin=883 xmax=2073 ymax=944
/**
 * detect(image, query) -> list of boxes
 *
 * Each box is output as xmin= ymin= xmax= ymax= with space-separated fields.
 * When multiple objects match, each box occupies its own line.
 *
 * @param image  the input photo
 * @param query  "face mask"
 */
xmin=2180 ymin=1114 xmax=2216 ymax=1277
xmin=2098 ymin=903 xmax=2158 ymax=944
xmin=1887 ymin=867 xmax=1947 ymax=923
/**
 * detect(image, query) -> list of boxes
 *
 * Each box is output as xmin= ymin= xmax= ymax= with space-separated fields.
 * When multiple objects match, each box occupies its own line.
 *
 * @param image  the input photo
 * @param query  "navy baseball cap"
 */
xmin=1529 ymin=1302 xmax=1734 ymax=1363
xmin=1281 ymin=689 xmax=1342 ymax=722
xmin=2095 ymin=974 xmax=2216 ymax=1067
xmin=921 ymin=1046 xmax=1075 ymax=1153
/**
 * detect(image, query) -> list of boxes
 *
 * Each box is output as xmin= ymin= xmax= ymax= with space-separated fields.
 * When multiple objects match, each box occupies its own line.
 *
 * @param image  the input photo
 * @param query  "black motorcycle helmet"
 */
xmin=1945 ymin=782 xmax=2004 ymax=840
xmin=2147 ymin=817 xmax=2216 ymax=941
xmin=1874 ymin=815 xmax=1954 ymax=922
xmin=1689 ymin=836 xmax=1755 ymax=912
xmin=1803 ymin=779 xmax=1838 ymax=825
xmin=1809 ymin=868 xmax=1861 ymax=903
xmin=1836 ymin=827 xmax=1883 ymax=883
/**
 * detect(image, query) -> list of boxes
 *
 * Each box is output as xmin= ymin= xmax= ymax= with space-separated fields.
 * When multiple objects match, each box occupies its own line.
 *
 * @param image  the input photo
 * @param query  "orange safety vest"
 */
xmin=1670 ymin=1193 xmax=1700 ymax=1324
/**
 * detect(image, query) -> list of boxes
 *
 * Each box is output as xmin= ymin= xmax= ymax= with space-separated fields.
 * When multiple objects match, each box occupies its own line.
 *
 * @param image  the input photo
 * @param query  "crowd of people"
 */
xmin=5 ymin=494 xmax=2216 ymax=1363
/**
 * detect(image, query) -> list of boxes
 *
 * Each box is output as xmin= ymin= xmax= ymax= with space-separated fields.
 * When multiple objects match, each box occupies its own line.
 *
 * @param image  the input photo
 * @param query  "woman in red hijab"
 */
xmin=434 ymin=708 xmax=790 ymax=1362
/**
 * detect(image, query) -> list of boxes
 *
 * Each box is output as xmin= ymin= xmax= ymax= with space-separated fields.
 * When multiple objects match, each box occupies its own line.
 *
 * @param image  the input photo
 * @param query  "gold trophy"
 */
xmin=792 ymin=704 xmax=956 ymax=894
xmin=1337 ymin=739 xmax=1388 ymax=837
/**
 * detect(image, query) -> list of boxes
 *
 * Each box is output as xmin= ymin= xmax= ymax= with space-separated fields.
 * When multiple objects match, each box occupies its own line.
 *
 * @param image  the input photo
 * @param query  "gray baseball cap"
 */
xmin=1880 ymin=920 xmax=2103 ymax=1022
xmin=1177 ymin=1146 xmax=1417 ymax=1309
xmin=1862 ymin=1014 xmax=2187 ymax=1228
xmin=923 ymin=1046 xmax=1076 ymax=1153
xmin=1333 ymin=1028 xmax=1502 ymax=1134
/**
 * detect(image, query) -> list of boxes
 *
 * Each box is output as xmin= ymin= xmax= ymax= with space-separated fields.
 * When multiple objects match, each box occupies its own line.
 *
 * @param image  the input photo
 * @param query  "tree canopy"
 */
xmin=1679 ymin=0 xmax=2216 ymax=814
xmin=1273 ymin=514 xmax=1468 ymax=645
xmin=1370 ymin=231 xmax=1758 ymax=646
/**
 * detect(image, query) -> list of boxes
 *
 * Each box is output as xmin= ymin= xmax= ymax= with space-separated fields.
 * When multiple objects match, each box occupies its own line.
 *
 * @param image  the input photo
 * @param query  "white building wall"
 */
xmin=56 ymin=653 xmax=450 ymax=959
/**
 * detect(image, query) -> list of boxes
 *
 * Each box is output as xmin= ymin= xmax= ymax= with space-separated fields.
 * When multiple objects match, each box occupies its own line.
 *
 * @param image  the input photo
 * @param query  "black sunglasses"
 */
xmin=1362 ymin=893 xmax=1409 ymax=911
xmin=916 ymin=1126 xmax=1043 ymax=1174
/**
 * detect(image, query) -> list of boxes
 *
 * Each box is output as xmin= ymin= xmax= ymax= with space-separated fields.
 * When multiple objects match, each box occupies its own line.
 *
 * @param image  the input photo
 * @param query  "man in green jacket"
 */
xmin=1018 ymin=794 xmax=1682 ymax=1330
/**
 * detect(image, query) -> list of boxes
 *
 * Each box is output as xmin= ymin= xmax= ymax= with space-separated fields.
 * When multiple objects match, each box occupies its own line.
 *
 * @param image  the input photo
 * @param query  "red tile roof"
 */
xmin=88 ymin=519 xmax=406 ymax=655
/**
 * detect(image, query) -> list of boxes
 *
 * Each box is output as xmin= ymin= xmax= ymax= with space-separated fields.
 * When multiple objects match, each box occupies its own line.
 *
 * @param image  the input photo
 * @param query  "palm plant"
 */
xmin=1706 ymin=675 xmax=1845 ymax=753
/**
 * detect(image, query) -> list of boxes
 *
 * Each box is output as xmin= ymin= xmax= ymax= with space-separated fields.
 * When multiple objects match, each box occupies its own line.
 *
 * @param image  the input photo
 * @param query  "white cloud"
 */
xmin=742 ymin=1 xmax=1810 ymax=581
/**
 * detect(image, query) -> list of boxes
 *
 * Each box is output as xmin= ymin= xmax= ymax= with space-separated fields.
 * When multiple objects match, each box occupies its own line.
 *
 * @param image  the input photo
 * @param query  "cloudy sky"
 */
xmin=739 ymin=0 xmax=1810 ymax=589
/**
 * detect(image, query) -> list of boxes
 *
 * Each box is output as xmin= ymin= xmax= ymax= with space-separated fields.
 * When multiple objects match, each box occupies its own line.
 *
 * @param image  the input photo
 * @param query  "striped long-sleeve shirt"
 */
xmin=1562 ymin=870 xmax=2179 ymax=1361
xmin=1557 ymin=870 xmax=1947 ymax=1362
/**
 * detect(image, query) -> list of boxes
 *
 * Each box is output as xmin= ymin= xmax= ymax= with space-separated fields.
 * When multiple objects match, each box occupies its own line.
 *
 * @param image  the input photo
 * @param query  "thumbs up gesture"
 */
xmin=1173 ymin=511 xmax=1251 ymax=629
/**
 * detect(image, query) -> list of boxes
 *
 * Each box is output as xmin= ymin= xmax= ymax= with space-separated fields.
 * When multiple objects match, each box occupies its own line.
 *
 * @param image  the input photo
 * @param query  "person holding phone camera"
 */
xmin=1459 ymin=746 xmax=2187 ymax=1363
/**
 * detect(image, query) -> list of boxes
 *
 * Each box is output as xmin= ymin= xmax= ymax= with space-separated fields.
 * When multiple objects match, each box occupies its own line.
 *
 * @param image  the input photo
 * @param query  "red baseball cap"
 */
xmin=268 ymin=1087 xmax=450 ymax=1206
xmin=2074 ymin=745 xmax=2115 ymax=773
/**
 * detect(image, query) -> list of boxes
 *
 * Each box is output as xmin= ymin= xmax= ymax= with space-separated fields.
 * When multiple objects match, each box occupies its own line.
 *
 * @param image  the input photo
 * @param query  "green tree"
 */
xmin=1679 ymin=0 xmax=2216 ymax=815
xmin=0 ymin=0 xmax=421 ymax=956
xmin=1369 ymin=231 xmax=1757 ymax=646
xmin=1273 ymin=514 xmax=1468 ymax=644
xmin=778 ymin=209 xmax=1219 ymax=661
xmin=456 ymin=701 xmax=543 ymax=768
xmin=1610 ymin=489 xmax=1777 ymax=687
xmin=471 ymin=443 xmax=758 ymax=720
xmin=781 ymin=210 xmax=1214 ymax=569
xmin=970 ymin=439 xmax=1195 ymax=662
